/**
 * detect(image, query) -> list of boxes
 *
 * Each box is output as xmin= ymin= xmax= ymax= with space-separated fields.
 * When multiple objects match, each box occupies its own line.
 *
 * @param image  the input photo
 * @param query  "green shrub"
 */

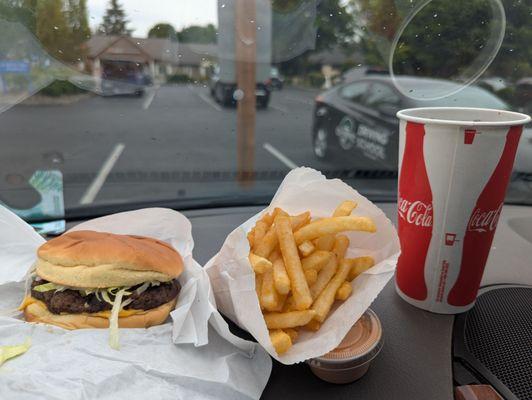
xmin=307 ymin=71 xmax=325 ymax=88
xmin=41 ymin=80 xmax=86 ymax=97
xmin=167 ymin=73 xmax=192 ymax=84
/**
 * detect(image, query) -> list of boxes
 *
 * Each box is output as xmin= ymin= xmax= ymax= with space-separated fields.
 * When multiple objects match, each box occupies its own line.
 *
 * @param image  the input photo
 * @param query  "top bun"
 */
xmin=36 ymin=230 xmax=183 ymax=288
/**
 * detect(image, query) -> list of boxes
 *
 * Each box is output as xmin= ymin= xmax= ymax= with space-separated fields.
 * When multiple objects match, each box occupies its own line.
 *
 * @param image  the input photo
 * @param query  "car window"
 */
xmin=366 ymin=83 xmax=401 ymax=108
xmin=339 ymin=82 xmax=370 ymax=104
xmin=0 ymin=0 xmax=530 ymax=223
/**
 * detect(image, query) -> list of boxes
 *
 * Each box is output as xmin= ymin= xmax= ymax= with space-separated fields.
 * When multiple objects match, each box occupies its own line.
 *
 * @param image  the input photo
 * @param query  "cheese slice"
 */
xmin=19 ymin=296 xmax=146 ymax=318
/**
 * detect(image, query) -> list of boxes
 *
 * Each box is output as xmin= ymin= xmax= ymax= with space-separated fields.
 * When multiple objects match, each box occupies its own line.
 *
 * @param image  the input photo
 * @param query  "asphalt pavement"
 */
xmin=0 ymin=84 xmax=350 ymax=213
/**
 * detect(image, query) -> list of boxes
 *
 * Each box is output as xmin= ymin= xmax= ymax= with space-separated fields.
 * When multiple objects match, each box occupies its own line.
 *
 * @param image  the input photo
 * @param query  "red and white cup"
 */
xmin=395 ymin=107 xmax=531 ymax=314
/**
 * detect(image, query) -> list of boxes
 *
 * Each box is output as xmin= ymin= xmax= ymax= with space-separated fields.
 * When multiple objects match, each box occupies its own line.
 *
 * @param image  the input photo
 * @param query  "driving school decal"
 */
xmin=335 ymin=117 xmax=389 ymax=160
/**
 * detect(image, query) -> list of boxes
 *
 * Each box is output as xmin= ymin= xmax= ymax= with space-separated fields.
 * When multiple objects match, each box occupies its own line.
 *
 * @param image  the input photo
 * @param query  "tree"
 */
xmin=177 ymin=24 xmax=217 ymax=43
xmin=99 ymin=0 xmax=130 ymax=36
xmin=148 ymin=23 xmax=177 ymax=40
xmin=351 ymin=0 xmax=532 ymax=80
xmin=0 ymin=0 xmax=37 ymax=32
xmin=314 ymin=0 xmax=356 ymax=51
xmin=65 ymin=0 xmax=91 ymax=62
xmin=275 ymin=0 xmax=356 ymax=76
xmin=35 ymin=0 xmax=70 ymax=60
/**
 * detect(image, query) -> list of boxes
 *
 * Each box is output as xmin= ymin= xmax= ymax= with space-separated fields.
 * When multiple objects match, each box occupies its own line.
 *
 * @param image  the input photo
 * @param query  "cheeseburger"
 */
xmin=20 ymin=230 xmax=183 ymax=348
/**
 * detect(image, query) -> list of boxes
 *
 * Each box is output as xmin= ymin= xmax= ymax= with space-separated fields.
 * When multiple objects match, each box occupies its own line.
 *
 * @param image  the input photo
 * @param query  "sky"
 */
xmin=88 ymin=0 xmax=218 ymax=37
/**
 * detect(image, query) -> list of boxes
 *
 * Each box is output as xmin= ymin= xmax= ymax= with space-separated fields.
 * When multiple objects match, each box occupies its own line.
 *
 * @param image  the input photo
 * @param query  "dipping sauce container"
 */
xmin=306 ymin=309 xmax=383 ymax=384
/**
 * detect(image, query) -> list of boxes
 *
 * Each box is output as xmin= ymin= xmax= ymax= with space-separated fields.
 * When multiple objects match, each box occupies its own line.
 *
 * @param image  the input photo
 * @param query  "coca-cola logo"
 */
xmin=467 ymin=203 xmax=502 ymax=233
xmin=398 ymin=197 xmax=433 ymax=227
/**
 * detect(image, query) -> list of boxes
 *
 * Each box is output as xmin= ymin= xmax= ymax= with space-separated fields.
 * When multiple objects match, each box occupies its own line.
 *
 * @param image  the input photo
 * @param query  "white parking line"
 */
xmin=270 ymin=104 xmax=288 ymax=113
xmin=198 ymin=92 xmax=222 ymax=112
xmin=142 ymin=88 xmax=157 ymax=110
xmin=79 ymin=143 xmax=125 ymax=205
xmin=263 ymin=142 xmax=298 ymax=169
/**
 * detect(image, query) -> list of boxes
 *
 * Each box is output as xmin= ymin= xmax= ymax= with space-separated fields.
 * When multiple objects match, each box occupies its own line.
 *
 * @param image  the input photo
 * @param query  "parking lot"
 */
xmin=0 ymin=84 xmax=357 ymax=211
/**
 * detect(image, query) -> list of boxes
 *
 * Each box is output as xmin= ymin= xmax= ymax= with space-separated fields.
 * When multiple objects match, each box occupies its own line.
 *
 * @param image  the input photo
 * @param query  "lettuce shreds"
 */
xmin=0 ymin=338 xmax=31 ymax=366
xmin=108 ymin=288 xmax=127 ymax=350
xmin=32 ymin=282 xmax=60 ymax=292
xmin=101 ymin=291 xmax=113 ymax=305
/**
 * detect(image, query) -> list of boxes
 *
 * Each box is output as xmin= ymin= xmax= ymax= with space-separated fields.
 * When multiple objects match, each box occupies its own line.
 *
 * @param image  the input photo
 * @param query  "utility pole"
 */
xmin=235 ymin=0 xmax=256 ymax=186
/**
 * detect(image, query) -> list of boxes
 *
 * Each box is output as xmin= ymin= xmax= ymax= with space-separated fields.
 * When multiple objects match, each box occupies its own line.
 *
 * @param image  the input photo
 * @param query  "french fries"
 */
xmin=333 ymin=200 xmax=357 ymax=217
xmin=276 ymin=216 xmax=312 ymax=310
xmin=249 ymin=253 xmax=273 ymax=274
xmin=294 ymin=216 xmax=376 ymax=244
xmin=247 ymin=202 xmax=376 ymax=354
xmin=261 ymin=270 xmax=281 ymax=311
xmin=311 ymin=259 xmax=352 ymax=322
xmin=315 ymin=234 xmax=335 ymax=251
xmin=298 ymin=240 xmax=315 ymax=257
xmin=302 ymin=319 xmax=321 ymax=332
xmin=254 ymin=221 xmax=269 ymax=243
xmin=272 ymin=257 xmax=290 ymax=295
xmin=332 ymin=235 xmax=349 ymax=260
xmin=253 ymin=226 xmax=278 ymax=258
xmin=304 ymin=269 xmax=318 ymax=286
xmin=269 ymin=330 xmax=292 ymax=355
xmin=346 ymin=256 xmax=375 ymax=281
xmin=285 ymin=328 xmax=299 ymax=342
xmin=309 ymin=255 xmax=337 ymax=300
xmin=336 ymin=281 xmax=353 ymax=301
xmin=301 ymin=250 xmax=331 ymax=272
xmin=264 ymin=310 xmax=316 ymax=329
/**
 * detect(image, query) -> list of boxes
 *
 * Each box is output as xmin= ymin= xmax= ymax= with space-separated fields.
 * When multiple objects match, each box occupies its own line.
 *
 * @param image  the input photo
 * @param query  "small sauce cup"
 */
xmin=306 ymin=308 xmax=383 ymax=384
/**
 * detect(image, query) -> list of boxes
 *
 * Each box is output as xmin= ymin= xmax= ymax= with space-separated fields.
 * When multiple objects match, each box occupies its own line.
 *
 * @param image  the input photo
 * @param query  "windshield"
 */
xmin=0 ymin=0 xmax=531 ymax=223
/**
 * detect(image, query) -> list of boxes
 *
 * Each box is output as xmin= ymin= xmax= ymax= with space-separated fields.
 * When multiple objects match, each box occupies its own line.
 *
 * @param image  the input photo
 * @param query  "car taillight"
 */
xmin=315 ymin=95 xmax=324 ymax=102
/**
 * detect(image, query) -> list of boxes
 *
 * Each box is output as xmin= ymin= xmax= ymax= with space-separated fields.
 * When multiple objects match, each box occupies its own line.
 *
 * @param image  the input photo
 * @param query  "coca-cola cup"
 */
xmin=395 ymin=107 xmax=531 ymax=314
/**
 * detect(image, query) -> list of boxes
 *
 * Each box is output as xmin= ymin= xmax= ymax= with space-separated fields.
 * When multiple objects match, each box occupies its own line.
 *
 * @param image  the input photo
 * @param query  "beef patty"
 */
xmin=31 ymin=279 xmax=180 ymax=315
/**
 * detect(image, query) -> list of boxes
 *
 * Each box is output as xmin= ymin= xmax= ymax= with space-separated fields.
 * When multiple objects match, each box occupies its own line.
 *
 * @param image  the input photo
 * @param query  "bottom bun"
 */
xmin=23 ymin=297 xmax=177 ymax=330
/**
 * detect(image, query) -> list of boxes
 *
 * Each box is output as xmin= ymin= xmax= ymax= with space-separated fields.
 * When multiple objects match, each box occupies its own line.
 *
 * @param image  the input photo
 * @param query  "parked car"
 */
xmin=100 ymin=60 xmax=152 ymax=97
xmin=477 ymin=76 xmax=509 ymax=93
xmin=267 ymin=66 xmax=284 ymax=90
xmin=337 ymin=66 xmax=389 ymax=85
xmin=208 ymin=65 xmax=271 ymax=108
xmin=311 ymin=76 xmax=526 ymax=171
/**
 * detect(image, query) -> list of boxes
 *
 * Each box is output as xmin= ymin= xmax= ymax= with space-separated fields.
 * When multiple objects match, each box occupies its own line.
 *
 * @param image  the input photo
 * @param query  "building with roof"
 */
xmin=84 ymin=35 xmax=217 ymax=82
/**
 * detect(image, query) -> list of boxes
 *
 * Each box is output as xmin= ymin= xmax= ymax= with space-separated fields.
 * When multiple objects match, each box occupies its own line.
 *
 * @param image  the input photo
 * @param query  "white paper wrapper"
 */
xmin=0 ymin=207 xmax=271 ymax=400
xmin=205 ymin=168 xmax=401 ymax=364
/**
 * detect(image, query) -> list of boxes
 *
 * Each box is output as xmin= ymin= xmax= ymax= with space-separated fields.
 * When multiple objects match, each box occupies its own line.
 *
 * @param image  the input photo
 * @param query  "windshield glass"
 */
xmin=1 ymin=0 xmax=531 ymax=222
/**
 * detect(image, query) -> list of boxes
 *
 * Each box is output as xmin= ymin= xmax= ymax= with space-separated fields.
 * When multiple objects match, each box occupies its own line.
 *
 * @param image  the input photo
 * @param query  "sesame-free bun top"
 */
xmin=36 ymin=230 xmax=183 ymax=288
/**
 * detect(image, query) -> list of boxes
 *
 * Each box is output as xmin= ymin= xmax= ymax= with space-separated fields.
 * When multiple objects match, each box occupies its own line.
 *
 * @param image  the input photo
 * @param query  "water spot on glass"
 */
xmin=221 ymin=3 xmax=225 ymax=8
xmin=233 ymin=89 xmax=244 ymax=101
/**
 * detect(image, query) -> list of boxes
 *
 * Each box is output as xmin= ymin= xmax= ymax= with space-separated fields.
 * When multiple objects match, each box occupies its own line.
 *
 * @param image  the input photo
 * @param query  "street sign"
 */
xmin=0 ymin=60 xmax=30 ymax=74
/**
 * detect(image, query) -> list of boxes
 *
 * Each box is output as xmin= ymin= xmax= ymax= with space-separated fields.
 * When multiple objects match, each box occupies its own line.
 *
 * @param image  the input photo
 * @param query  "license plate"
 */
xmin=255 ymin=90 xmax=266 ymax=96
